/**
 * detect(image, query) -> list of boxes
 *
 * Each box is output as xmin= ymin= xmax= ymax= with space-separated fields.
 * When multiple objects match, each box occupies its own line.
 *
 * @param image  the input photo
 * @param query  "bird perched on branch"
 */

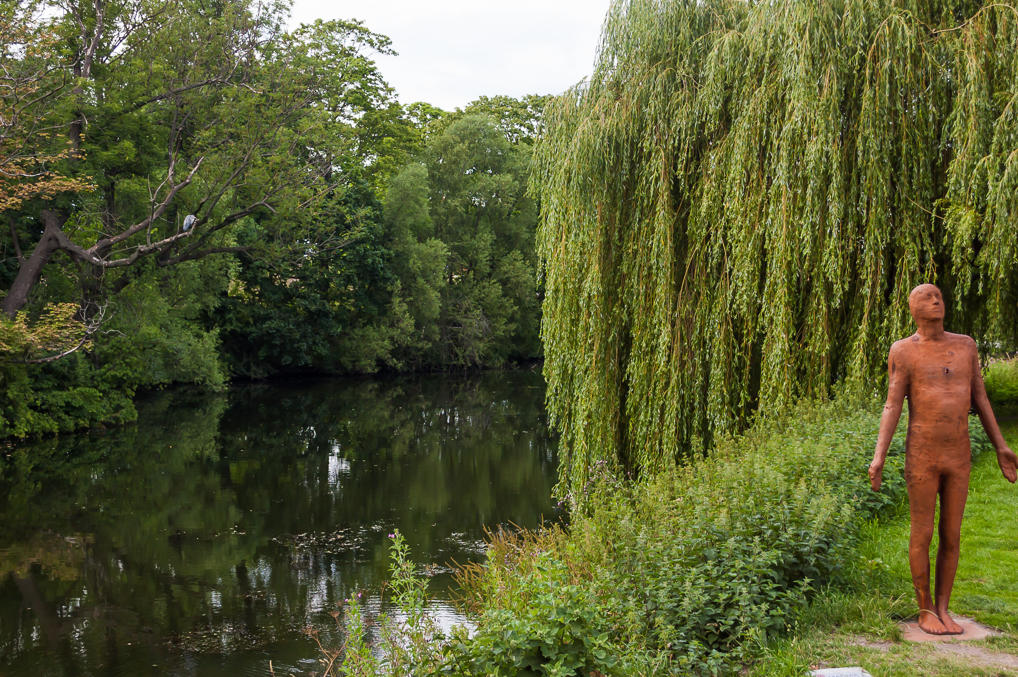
xmin=182 ymin=214 xmax=197 ymax=232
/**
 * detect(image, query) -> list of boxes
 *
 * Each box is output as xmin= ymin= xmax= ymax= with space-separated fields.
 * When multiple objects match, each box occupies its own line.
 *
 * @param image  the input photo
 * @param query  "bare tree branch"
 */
xmin=81 ymin=0 xmax=106 ymax=80
xmin=92 ymin=156 xmax=203 ymax=250
xmin=6 ymin=302 xmax=109 ymax=365
xmin=22 ymin=330 xmax=91 ymax=363
xmin=158 ymin=245 xmax=251 ymax=266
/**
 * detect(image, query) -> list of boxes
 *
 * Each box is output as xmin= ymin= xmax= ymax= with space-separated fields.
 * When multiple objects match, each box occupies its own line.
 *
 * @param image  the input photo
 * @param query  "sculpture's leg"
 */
xmin=907 ymin=465 xmax=950 ymax=634
xmin=934 ymin=466 xmax=969 ymax=635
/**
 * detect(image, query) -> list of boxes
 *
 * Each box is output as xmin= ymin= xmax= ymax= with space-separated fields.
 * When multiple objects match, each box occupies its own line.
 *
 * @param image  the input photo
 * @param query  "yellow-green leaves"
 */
xmin=0 ymin=303 xmax=89 ymax=361
xmin=535 ymin=0 xmax=1018 ymax=499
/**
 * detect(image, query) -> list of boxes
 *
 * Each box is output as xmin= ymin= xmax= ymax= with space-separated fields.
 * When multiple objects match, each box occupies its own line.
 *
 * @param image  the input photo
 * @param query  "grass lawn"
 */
xmin=749 ymin=418 xmax=1018 ymax=676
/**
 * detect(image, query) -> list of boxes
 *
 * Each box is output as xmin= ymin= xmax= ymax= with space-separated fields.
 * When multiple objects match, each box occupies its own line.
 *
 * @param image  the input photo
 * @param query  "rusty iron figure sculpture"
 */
xmin=869 ymin=283 xmax=1017 ymax=635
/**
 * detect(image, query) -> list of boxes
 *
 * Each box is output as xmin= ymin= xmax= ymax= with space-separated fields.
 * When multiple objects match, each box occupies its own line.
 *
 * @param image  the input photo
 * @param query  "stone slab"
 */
xmin=810 ymin=668 xmax=873 ymax=677
xmin=900 ymin=615 xmax=999 ymax=643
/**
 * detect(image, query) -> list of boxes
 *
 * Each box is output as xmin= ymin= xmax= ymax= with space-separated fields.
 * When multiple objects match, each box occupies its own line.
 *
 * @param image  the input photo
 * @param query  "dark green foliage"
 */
xmin=533 ymin=0 xmax=1018 ymax=497
xmin=0 ymin=261 xmax=224 ymax=437
xmin=443 ymin=399 xmax=992 ymax=675
xmin=2 ymin=0 xmax=541 ymax=444
xmin=0 ymin=357 xmax=136 ymax=438
xmin=384 ymin=113 xmax=542 ymax=369
xmin=214 ymin=183 xmax=411 ymax=377
xmin=1 ymin=217 xmax=229 ymax=437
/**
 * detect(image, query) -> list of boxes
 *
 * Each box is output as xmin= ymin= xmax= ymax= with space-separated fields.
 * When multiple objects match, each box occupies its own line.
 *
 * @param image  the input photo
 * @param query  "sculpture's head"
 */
xmin=908 ymin=283 xmax=944 ymax=324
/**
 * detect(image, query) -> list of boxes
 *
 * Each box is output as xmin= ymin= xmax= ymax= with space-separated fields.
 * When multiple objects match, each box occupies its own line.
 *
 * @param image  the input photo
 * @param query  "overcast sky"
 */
xmin=288 ymin=0 xmax=612 ymax=111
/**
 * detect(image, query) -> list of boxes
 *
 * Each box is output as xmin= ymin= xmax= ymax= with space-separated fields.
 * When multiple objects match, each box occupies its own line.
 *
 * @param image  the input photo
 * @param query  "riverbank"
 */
xmin=749 ymin=418 xmax=1018 ymax=676
xmin=0 ymin=359 xmax=544 ymax=442
xmin=344 ymin=396 xmax=1012 ymax=675
xmin=340 ymin=397 xmax=993 ymax=674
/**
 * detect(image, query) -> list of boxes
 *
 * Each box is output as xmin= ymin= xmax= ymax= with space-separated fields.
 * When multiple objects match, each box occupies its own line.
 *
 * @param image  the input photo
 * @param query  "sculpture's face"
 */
xmin=909 ymin=284 xmax=945 ymax=323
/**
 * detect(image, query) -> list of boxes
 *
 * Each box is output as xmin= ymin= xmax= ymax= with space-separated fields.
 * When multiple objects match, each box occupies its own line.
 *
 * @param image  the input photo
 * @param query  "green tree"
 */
xmin=0 ymin=0 xmax=409 ymax=435
xmin=214 ymin=180 xmax=413 ymax=377
xmin=385 ymin=113 xmax=541 ymax=368
xmin=383 ymin=163 xmax=447 ymax=356
xmin=462 ymin=94 xmax=551 ymax=145
xmin=0 ymin=1 xmax=91 ymax=216
xmin=1 ymin=1 xmax=394 ymax=318
xmin=359 ymin=101 xmax=447 ymax=194
xmin=534 ymin=0 xmax=1018 ymax=497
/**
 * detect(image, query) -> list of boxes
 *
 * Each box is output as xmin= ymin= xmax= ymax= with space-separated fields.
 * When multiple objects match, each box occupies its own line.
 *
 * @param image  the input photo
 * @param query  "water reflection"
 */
xmin=0 ymin=369 xmax=557 ymax=676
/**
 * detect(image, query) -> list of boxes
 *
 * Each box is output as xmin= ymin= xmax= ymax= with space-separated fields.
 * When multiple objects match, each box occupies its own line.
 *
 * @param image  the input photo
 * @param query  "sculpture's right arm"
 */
xmin=870 ymin=344 xmax=907 ymax=492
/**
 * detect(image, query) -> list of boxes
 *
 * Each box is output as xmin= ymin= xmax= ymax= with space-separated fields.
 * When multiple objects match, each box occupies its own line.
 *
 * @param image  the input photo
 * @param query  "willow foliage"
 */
xmin=534 ymin=0 xmax=1018 ymax=498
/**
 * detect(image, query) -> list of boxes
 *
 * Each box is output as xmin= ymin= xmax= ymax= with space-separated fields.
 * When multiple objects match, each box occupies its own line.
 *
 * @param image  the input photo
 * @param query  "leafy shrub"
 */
xmin=320 ymin=398 xmax=993 ymax=675
xmin=0 ymin=356 xmax=137 ymax=438
xmin=438 ymin=555 xmax=620 ymax=676
xmin=0 ymin=276 xmax=225 ymax=439
xmin=94 ymin=279 xmax=227 ymax=390
xmin=439 ymin=398 xmax=992 ymax=675
xmin=984 ymin=358 xmax=1018 ymax=405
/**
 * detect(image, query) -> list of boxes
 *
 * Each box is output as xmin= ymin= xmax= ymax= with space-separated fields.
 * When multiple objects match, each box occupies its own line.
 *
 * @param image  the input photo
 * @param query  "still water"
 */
xmin=0 ymin=369 xmax=558 ymax=675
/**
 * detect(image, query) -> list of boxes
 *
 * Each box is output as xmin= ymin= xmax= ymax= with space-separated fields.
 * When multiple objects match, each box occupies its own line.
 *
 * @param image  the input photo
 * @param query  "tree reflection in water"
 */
xmin=0 ymin=369 xmax=557 ymax=676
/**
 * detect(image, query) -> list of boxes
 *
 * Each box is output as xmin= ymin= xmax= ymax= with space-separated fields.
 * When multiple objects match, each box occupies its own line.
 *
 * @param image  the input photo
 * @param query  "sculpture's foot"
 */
xmin=917 ymin=608 xmax=950 ymax=635
xmin=936 ymin=608 xmax=964 ymax=635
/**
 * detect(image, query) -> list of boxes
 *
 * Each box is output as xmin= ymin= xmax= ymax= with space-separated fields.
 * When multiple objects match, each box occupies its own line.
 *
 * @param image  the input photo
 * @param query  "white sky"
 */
xmin=288 ymin=0 xmax=612 ymax=111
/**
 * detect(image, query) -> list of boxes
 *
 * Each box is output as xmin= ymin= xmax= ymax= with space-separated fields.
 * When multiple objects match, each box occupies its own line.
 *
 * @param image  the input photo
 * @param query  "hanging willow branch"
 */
xmin=533 ymin=0 xmax=1018 ymax=500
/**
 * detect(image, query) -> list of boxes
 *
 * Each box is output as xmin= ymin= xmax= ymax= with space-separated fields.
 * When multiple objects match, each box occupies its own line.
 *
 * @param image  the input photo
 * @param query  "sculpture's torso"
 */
xmin=892 ymin=332 xmax=975 ymax=472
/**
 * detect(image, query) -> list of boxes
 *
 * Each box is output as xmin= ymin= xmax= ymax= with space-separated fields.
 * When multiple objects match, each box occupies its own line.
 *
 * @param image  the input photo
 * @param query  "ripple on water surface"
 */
xmin=0 ymin=370 xmax=558 ymax=676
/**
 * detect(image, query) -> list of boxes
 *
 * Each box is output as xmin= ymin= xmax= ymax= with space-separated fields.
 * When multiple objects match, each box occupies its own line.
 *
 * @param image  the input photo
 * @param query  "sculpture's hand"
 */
xmin=997 ymin=446 xmax=1018 ymax=484
xmin=868 ymin=461 xmax=883 ymax=492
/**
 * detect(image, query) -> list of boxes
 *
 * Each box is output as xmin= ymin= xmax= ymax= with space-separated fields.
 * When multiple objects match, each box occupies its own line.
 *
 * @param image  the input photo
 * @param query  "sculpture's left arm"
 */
xmin=970 ymin=339 xmax=1017 ymax=483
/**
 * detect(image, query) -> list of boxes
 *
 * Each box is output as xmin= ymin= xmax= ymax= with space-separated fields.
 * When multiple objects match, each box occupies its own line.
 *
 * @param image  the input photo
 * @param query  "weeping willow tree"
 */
xmin=534 ymin=0 xmax=1018 ymax=499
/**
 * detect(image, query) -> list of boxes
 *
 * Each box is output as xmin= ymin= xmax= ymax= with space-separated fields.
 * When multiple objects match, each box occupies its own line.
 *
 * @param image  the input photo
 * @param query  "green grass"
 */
xmin=750 ymin=419 xmax=1018 ymax=676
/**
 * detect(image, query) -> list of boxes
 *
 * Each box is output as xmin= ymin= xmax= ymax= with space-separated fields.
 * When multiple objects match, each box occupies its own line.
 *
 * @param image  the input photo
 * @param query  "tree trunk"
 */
xmin=3 ymin=210 xmax=67 ymax=318
xmin=8 ymin=214 xmax=24 ymax=262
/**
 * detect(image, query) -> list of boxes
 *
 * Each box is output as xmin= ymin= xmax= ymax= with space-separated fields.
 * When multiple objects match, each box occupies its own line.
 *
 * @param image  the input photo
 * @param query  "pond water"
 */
xmin=0 ymin=369 xmax=558 ymax=676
